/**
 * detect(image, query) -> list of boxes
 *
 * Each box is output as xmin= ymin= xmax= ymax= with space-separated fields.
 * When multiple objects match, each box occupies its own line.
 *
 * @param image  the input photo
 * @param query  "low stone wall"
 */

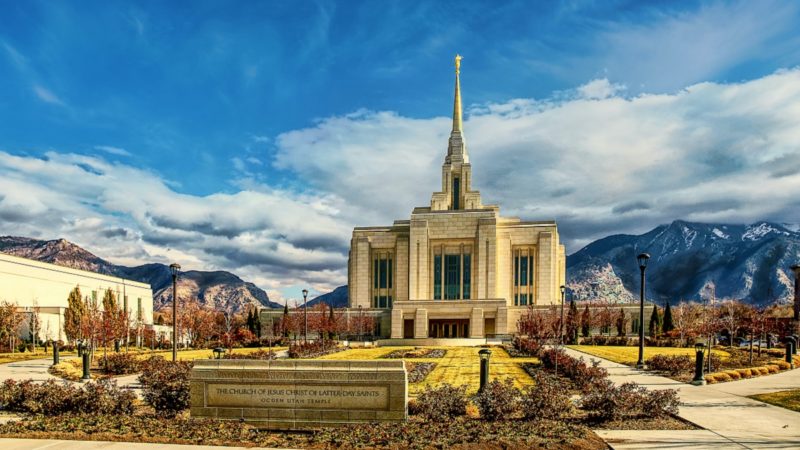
xmin=190 ymin=359 xmax=407 ymax=429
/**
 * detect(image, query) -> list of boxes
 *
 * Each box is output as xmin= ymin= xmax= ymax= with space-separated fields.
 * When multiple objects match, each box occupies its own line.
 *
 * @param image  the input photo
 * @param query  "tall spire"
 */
xmin=452 ymin=54 xmax=463 ymax=133
xmin=446 ymin=54 xmax=467 ymax=164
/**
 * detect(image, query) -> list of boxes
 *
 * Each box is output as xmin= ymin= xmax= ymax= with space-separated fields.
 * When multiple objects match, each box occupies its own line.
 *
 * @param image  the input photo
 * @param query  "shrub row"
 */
xmin=223 ymin=349 xmax=276 ymax=360
xmin=288 ymin=340 xmax=343 ymax=359
xmin=99 ymin=352 xmax=142 ymax=375
xmin=510 ymin=337 xmax=542 ymax=357
xmin=539 ymin=348 xmax=607 ymax=391
xmin=579 ymin=380 xmax=679 ymax=421
xmin=411 ymin=374 xmax=675 ymax=422
xmin=0 ymin=379 xmax=135 ymax=415
xmin=705 ymin=360 xmax=791 ymax=384
xmin=645 ymin=354 xmax=693 ymax=375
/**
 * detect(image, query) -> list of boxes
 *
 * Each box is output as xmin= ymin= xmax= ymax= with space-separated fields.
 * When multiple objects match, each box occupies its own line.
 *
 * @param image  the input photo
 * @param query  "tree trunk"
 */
xmin=749 ymin=332 xmax=753 ymax=365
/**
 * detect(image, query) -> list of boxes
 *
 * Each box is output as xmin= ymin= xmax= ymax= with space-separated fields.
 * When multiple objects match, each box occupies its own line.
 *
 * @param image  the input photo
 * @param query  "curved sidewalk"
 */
xmin=565 ymin=347 xmax=800 ymax=448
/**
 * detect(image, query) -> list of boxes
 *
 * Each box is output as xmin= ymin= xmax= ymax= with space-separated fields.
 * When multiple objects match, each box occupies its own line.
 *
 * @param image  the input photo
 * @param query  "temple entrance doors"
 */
xmin=403 ymin=320 xmax=414 ymax=338
xmin=428 ymin=319 xmax=469 ymax=338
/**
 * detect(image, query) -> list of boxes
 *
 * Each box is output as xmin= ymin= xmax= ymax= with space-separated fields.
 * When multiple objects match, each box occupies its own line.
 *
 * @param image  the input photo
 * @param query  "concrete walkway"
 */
xmin=0 ymin=438 xmax=293 ymax=450
xmin=565 ymin=347 xmax=800 ymax=449
xmin=0 ymin=357 xmax=67 ymax=382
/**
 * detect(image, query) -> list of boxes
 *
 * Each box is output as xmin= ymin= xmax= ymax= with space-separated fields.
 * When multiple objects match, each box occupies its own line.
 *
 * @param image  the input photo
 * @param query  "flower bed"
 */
xmin=406 ymin=362 xmax=437 ymax=383
xmin=382 ymin=348 xmax=446 ymax=359
xmin=705 ymin=359 xmax=797 ymax=384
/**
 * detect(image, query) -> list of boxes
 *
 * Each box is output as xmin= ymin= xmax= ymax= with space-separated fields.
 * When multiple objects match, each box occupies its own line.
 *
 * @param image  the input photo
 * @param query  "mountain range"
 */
xmin=0 ymin=236 xmax=282 ymax=313
xmin=4 ymin=219 xmax=798 ymax=312
xmin=567 ymin=220 xmax=800 ymax=306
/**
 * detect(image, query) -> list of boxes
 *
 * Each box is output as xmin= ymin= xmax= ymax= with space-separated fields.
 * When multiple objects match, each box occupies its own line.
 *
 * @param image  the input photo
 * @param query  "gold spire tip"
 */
xmin=455 ymin=54 xmax=462 ymax=74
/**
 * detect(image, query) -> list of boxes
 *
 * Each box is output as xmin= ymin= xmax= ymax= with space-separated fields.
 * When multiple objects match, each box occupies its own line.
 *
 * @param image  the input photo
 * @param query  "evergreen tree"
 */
xmin=615 ymin=308 xmax=628 ymax=337
xmin=64 ymin=286 xmax=85 ymax=343
xmin=253 ymin=308 xmax=262 ymax=338
xmin=328 ymin=303 xmax=335 ymax=340
xmin=246 ymin=309 xmax=254 ymax=334
xmin=565 ymin=300 xmax=579 ymax=344
xmin=662 ymin=302 xmax=675 ymax=333
xmin=282 ymin=303 xmax=289 ymax=337
xmin=581 ymin=304 xmax=591 ymax=338
xmin=648 ymin=306 xmax=661 ymax=338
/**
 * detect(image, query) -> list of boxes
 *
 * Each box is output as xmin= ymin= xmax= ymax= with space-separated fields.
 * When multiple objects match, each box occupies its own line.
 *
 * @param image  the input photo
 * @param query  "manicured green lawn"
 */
xmin=568 ymin=345 xmax=730 ymax=365
xmin=317 ymin=346 xmax=539 ymax=395
xmin=749 ymin=390 xmax=800 ymax=412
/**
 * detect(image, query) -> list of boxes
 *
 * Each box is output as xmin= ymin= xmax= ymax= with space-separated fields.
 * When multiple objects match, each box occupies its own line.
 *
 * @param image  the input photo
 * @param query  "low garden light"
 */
xmin=478 ymin=349 xmax=492 ymax=393
xmin=559 ymin=285 xmax=566 ymax=345
xmin=81 ymin=342 xmax=91 ymax=381
xmin=213 ymin=347 xmax=225 ymax=359
xmin=692 ymin=343 xmax=705 ymax=385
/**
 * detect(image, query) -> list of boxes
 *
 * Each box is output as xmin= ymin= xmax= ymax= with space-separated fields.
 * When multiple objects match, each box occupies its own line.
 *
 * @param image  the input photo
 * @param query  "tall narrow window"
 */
xmin=452 ymin=177 xmax=460 ymax=210
xmin=444 ymin=255 xmax=460 ymax=299
xmin=513 ymin=248 xmax=535 ymax=306
xmin=434 ymin=255 xmax=442 ymax=300
xmin=137 ymin=298 xmax=142 ymax=321
xmin=372 ymin=251 xmax=394 ymax=309
xmin=462 ymin=254 xmax=471 ymax=299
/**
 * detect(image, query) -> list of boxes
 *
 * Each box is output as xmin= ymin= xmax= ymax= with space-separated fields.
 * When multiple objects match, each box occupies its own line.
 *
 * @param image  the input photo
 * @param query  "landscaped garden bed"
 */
xmin=288 ymin=340 xmax=346 ymax=358
xmin=383 ymin=347 xmax=447 ymax=359
xmin=406 ymin=362 xmax=437 ymax=383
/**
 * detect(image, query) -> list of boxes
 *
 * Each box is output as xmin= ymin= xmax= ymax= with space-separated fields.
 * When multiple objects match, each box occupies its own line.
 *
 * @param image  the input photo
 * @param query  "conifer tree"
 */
xmin=64 ymin=286 xmax=85 ymax=343
xmin=615 ymin=308 xmax=627 ymax=337
xmin=253 ymin=308 xmax=262 ymax=338
xmin=648 ymin=305 xmax=661 ymax=338
xmin=581 ymin=304 xmax=591 ymax=337
xmin=662 ymin=302 xmax=675 ymax=333
xmin=282 ymin=303 xmax=289 ymax=337
xmin=565 ymin=300 xmax=579 ymax=344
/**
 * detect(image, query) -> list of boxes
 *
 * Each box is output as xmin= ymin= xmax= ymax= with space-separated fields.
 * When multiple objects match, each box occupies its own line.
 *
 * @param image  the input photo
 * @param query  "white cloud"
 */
xmin=32 ymin=84 xmax=65 ymax=105
xmin=94 ymin=145 xmax=132 ymax=157
xmin=3 ymin=68 xmax=800 ymax=294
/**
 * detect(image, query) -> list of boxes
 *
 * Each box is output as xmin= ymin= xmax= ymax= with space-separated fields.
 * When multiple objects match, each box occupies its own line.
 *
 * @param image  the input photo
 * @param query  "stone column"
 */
xmin=496 ymin=306 xmax=509 ymax=334
xmin=414 ymin=309 xmax=428 ymax=338
xmin=390 ymin=308 xmax=403 ymax=339
xmin=469 ymin=308 xmax=484 ymax=338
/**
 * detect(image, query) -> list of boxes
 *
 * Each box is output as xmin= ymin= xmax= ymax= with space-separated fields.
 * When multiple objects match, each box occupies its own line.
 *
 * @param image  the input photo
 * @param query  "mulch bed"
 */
xmin=0 ymin=412 xmax=608 ymax=449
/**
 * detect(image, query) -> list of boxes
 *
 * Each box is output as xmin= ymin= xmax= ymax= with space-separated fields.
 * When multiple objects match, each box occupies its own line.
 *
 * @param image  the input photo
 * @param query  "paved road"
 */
xmin=566 ymin=347 xmax=800 ymax=449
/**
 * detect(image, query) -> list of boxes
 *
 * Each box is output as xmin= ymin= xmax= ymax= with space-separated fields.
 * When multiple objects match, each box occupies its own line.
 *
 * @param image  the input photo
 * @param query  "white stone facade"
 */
xmin=0 ymin=253 xmax=154 ymax=342
xmin=347 ymin=59 xmax=566 ymax=338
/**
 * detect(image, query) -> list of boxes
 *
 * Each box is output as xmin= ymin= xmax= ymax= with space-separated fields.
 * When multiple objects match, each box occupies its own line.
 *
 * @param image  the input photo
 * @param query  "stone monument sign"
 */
xmin=190 ymin=359 xmax=407 ymax=428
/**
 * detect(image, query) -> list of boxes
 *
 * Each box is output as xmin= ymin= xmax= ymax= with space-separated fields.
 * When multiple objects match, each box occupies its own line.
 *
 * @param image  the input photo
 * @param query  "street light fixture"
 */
xmin=636 ymin=253 xmax=650 ymax=369
xmin=559 ymin=285 xmax=566 ymax=346
xmin=302 ymin=289 xmax=309 ymax=343
xmin=791 ymin=265 xmax=800 ymax=324
xmin=169 ymin=263 xmax=181 ymax=362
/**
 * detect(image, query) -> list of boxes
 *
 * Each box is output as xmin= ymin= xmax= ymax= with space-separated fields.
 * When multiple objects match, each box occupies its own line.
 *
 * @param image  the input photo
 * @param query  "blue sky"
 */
xmin=2 ymin=1 xmax=800 ymax=303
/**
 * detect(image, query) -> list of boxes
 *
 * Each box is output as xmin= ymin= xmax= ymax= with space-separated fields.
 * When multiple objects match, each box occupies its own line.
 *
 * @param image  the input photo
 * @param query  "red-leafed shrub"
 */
xmin=579 ymin=380 xmax=678 ymax=421
xmin=539 ymin=348 xmax=607 ymax=391
xmin=473 ymin=378 xmax=520 ymax=421
xmin=99 ymin=352 xmax=142 ymax=375
xmin=288 ymin=340 xmax=342 ymax=358
xmin=645 ymin=354 xmax=693 ymax=375
xmin=138 ymin=356 xmax=193 ymax=417
xmin=521 ymin=372 xmax=572 ymax=420
xmin=0 ymin=378 xmax=134 ymax=416
xmin=414 ymin=383 xmax=468 ymax=421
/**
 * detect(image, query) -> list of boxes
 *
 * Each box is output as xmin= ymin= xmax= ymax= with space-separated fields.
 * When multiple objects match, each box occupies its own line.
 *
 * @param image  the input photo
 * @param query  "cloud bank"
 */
xmin=2 ymin=69 xmax=800 ymax=295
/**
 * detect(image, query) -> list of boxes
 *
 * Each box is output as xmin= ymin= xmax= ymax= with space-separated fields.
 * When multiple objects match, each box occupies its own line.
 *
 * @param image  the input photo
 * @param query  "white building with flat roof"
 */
xmin=0 ymin=253 xmax=154 ymax=342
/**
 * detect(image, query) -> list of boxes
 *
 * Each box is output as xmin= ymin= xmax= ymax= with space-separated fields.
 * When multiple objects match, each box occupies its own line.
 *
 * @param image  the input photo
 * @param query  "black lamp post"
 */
xmin=169 ymin=263 xmax=180 ymax=362
xmin=302 ymin=289 xmax=308 ymax=343
xmin=358 ymin=305 xmax=363 ymax=341
xmin=559 ymin=285 xmax=566 ymax=346
xmin=791 ymin=265 xmax=800 ymax=332
xmin=692 ymin=343 xmax=706 ymax=385
xmin=478 ymin=349 xmax=492 ymax=393
xmin=636 ymin=253 xmax=650 ymax=369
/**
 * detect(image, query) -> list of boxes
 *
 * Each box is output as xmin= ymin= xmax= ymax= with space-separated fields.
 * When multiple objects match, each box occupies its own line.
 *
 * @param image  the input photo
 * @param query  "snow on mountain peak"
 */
xmin=712 ymin=228 xmax=729 ymax=239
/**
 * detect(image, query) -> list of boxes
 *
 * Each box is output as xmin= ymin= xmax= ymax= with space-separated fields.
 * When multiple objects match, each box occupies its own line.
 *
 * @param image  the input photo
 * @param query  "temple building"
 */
xmin=347 ymin=56 xmax=566 ymax=339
